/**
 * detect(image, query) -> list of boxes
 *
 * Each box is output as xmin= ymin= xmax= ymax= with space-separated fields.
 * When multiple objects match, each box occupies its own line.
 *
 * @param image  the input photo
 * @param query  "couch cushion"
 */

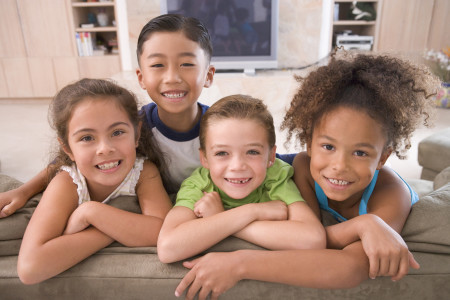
xmin=402 ymin=183 xmax=450 ymax=254
xmin=0 ymin=175 xmax=40 ymax=255
xmin=418 ymin=127 xmax=450 ymax=180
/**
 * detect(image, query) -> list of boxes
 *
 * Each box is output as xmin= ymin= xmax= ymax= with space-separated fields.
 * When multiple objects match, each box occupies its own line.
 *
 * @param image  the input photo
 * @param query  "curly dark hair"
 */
xmin=281 ymin=52 xmax=440 ymax=159
xmin=47 ymin=78 xmax=169 ymax=188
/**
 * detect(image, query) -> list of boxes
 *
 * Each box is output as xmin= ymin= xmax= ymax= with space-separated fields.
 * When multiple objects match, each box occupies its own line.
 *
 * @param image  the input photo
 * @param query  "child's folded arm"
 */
xmin=325 ymin=167 xmax=419 ymax=280
xmin=157 ymin=200 xmax=288 ymax=264
xmin=233 ymin=201 xmax=326 ymax=250
xmin=17 ymin=172 xmax=113 ymax=285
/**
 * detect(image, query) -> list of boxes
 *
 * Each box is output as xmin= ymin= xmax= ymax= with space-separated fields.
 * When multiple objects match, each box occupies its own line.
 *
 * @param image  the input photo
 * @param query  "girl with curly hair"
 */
xmin=173 ymin=53 xmax=440 ymax=300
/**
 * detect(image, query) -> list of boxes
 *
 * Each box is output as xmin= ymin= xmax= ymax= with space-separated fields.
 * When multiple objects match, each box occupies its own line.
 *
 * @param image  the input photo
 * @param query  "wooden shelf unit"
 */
xmin=69 ymin=0 xmax=120 ymax=57
xmin=330 ymin=0 xmax=383 ymax=51
xmin=67 ymin=0 xmax=121 ymax=78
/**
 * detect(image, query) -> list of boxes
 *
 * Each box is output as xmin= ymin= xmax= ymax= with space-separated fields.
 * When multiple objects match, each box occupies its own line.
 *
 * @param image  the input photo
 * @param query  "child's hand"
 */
xmin=256 ymin=200 xmax=288 ymax=221
xmin=194 ymin=192 xmax=224 ymax=218
xmin=360 ymin=215 xmax=420 ymax=281
xmin=63 ymin=202 xmax=92 ymax=235
xmin=0 ymin=189 xmax=28 ymax=218
xmin=175 ymin=252 xmax=242 ymax=300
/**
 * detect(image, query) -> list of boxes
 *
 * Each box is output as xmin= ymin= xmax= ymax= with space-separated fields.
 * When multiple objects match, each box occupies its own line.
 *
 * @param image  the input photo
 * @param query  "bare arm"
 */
xmin=64 ymin=161 xmax=172 ymax=246
xmin=17 ymin=172 xmax=114 ymax=285
xmin=293 ymin=153 xmax=419 ymax=279
xmin=0 ymin=168 xmax=48 ymax=218
xmin=177 ymin=244 xmax=369 ymax=300
xmin=174 ymin=155 xmax=420 ymax=299
xmin=157 ymin=199 xmax=287 ymax=263
xmin=321 ymin=167 xmax=418 ymax=279
xmin=233 ymin=201 xmax=326 ymax=250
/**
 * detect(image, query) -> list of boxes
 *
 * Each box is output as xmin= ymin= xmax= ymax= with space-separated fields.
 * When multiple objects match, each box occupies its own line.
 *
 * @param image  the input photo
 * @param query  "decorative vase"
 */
xmin=435 ymin=82 xmax=450 ymax=108
xmin=97 ymin=9 xmax=109 ymax=27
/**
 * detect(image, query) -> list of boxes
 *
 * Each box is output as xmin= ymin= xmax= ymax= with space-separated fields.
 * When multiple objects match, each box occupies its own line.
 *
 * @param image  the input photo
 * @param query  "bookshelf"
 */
xmin=68 ymin=0 xmax=121 ymax=77
xmin=330 ymin=0 xmax=383 ymax=51
xmin=69 ymin=0 xmax=119 ymax=56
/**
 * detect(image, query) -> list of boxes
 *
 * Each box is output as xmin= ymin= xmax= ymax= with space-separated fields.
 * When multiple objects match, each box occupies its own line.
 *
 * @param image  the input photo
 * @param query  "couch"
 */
xmin=418 ymin=127 xmax=450 ymax=181
xmin=0 ymin=170 xmax=449 ymax=300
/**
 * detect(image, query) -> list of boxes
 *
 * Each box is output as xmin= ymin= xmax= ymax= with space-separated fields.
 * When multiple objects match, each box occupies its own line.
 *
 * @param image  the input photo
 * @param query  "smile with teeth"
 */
xmin=162 ymin=92 xmax=186 ymax=98
xmin=327 ymin=177 xmax=350 ymax=186
xmin=97 ymin=161 xmax=120 ymax=170
xmin=226 ymin=178 xmax=251 ymax=184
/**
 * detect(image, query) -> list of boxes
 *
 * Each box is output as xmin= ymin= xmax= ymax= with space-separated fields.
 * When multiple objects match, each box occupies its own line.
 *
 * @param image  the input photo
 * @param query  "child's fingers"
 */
xmin=391 ymin=251 xmax=419 ymax=281
xmin=182 ymin=258 xmax=199 ymax=269
xmin=409 ymin=251 xmax=420 ymax=269
xmin=387 ymin=253 xmax=400 ymax=277
xmin=184 ymin=278 xmax=203 ymax=300
xmin=391 ymin=253 xmax=409 ymax=281
xmin=0 ymin=202 xmax=15 ymax=218
xmin=368 ymin=256 xmax=380 ymax=279
xmin=197 ymin=286 xmax=212 ymax=300
xmin=175 ymin=268 xmax=195 ymax=297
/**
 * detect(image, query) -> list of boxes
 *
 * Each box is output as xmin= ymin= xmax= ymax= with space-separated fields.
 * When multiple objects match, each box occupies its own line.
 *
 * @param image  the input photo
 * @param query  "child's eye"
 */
xmin=181 ymin=63 xmax=194 ymax=67
xmin=112 ymin=130 xmax=125 ymax=137
xmin=354 ymin=150 xmax=368 ymax=157
xmin=214 ymin=151 xmax=228 ymax=157
xmin=322 ymin=144 xmax=334 ymax=151
xmin=151 ymin=63 xmax=164 ymax=68
xmin=80 ymin=135 xmax=93 ymax=142
xmin=247 ymin=149 xmax=260 ymax=155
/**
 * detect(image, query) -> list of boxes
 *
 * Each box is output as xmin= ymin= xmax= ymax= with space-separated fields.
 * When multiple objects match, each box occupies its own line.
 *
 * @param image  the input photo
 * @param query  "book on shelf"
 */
xmin=75 ymin=32 xmax=95 ymax=57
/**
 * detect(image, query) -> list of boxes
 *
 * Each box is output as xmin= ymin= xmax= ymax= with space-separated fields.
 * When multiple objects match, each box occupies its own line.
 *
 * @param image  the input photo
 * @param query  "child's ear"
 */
xmin=199 ymin=149 xmax=209 ymax=169
xmin=136 ymin=68 xmax=146 ymax=90
xmin=203 ymin=65 xmax=216 ymax=88
xmin=268 ymin=145 xmax=277 ymax=167
xmin=377 ymin=148 xmax=392 ymax=170
xmin=135 ymin=122 xmax=142 ymax=148
xmin=58 ymin=138 xmax=74 ymax=161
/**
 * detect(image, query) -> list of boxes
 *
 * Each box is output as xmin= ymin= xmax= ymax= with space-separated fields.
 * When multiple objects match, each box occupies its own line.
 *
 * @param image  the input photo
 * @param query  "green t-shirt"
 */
xmin=175 ymin=158 xmax=304 ymax=210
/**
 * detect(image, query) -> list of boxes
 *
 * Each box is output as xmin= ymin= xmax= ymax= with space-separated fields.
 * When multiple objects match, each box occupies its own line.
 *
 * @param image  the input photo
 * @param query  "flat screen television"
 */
xmin=160 ymin=0 xmax=278 ymax=74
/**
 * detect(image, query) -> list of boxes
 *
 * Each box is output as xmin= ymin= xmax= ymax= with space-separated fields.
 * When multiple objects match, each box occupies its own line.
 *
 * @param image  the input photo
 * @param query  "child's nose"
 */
xmin=96 ymin=139 xmax=115 ymax=155
xmin=164 ymin=65 xmax=182 ymax=83
xmin=229 ymin=155 xmax=246 ymax=171
xmin=331 ymin=153 xmax=348 ymax=171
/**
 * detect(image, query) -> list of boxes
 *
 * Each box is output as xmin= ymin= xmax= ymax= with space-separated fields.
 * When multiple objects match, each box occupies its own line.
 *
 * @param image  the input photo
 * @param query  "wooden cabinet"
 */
xmin=377 ymin=0 xmax=435 ymax=53
xmin=330 ymin=0 xmax=382 ymax=51
xmin=0 ymin=0 xmax=122 ymax=99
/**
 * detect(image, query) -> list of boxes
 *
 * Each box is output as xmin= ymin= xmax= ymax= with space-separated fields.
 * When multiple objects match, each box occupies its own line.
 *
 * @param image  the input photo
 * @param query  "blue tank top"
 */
xmin=315 ymin=170 xmax=419 ymax=222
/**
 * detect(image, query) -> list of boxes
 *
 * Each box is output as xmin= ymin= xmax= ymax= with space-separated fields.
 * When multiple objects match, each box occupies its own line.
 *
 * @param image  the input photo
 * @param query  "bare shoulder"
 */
xmin=29 ymin=170 xmax=79 ymax=231
xmin=374 ymin=166 xmax=410 ymax=198
xmin=139 ymin=159 xmax=161 ymax=181
xmin=292 ymin=152 xmax=314 ymax=186
xmin=292 ymin=151 xmax=310 ymax=168
xmin=368 ymin=166 xmax=412 ymax=230
xmin=43 ymin=171 xmax=78 ymax=202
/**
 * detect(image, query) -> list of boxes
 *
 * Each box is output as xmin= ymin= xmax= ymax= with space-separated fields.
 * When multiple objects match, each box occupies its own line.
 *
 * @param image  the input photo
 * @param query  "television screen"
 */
xmin=161 ymin=0 xmax=278 ymax=72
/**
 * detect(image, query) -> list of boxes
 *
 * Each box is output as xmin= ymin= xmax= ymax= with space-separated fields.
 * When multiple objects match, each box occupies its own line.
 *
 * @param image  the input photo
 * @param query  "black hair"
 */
xmin=136 ymin=14 xmax=213 ymax=65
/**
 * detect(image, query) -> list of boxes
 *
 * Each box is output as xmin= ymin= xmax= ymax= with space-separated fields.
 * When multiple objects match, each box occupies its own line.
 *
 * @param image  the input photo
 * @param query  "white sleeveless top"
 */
xmin=61 ymin=157 xmax=145 ymax=205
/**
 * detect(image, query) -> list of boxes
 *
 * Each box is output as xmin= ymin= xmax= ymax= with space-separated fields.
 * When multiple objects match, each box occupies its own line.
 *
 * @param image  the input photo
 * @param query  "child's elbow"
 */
xmin=296 ymin=225 xmax=326 ymax=250
xmin=335 ymin=258 xmax=368 ymax=288
xmin=157 ymin=238 xmax=179 ymax=264
xmin=308 ymin=233 xmax=327 ymax=250
xmin=17 ymin=260 xmax=44 ymax=285
xmin=324 ymin=248 xmax=370 ymax=288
